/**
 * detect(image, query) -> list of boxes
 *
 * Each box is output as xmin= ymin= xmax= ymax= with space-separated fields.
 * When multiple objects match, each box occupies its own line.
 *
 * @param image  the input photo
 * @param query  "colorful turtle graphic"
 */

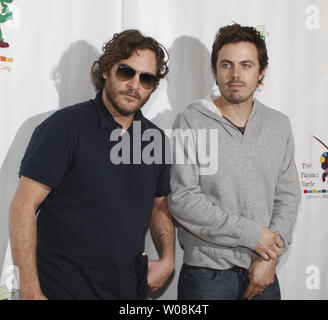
xmin=0 ymin=0 xmax=13 ymax=48
xmin=312 ymin=135 xmax=328 ymax=182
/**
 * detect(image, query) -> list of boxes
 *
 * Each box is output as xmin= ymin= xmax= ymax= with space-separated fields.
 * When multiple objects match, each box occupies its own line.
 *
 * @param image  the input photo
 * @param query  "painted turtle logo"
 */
xmin=312 ymin=135 xmax=328 ymax=182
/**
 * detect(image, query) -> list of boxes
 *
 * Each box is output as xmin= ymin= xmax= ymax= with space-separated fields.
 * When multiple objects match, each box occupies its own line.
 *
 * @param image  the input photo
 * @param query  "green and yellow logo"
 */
xmin=0 ymin=0 xmax=13 ymax=48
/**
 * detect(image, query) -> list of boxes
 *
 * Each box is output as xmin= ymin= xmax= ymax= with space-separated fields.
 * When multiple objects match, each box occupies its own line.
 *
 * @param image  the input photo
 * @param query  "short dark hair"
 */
xmin=211 ymin=23 xmax=268 ymax=77
xmin=91 ymin=29 xmax=169 ymax=91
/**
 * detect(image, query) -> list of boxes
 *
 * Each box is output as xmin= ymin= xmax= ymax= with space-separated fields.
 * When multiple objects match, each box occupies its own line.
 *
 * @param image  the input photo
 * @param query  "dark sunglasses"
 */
xmin=115 ymin=64 xmax=157 ymax=89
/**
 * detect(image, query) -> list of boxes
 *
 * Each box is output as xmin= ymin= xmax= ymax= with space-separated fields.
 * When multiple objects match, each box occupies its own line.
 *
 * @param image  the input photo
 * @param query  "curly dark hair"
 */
xmin=91 ymin=29 xmax=169 ymax=91
xmin=211 ymin=24 xmax=268 ymax=78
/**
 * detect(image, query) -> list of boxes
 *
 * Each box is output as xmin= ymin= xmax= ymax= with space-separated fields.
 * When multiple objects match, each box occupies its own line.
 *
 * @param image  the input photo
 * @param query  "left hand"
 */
xmin=243 ymin=257 xmax=278 ymax=300
xmin=147 ymin=258 xmax=174 ymax=291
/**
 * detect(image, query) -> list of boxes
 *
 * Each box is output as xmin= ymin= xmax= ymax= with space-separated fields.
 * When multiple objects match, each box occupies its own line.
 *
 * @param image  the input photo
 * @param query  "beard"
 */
xmin=103 ymin=80 xmax=151 ymax=117
xmin=219 ymin=80 xmax=256 ymax=104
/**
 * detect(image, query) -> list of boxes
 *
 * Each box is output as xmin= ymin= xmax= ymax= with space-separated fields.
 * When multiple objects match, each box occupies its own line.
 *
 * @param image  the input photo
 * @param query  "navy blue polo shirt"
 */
xmin=19 ymin=92 xmax=171 ymax=300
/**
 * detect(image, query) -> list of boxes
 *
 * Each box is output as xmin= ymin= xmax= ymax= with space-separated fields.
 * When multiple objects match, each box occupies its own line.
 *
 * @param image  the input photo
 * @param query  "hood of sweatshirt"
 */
xmin=187 ymin=94 xmax=262 ymax=129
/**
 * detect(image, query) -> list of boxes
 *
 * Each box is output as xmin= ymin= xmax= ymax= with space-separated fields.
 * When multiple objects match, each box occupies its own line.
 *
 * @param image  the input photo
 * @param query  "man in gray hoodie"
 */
xmin=168 ymin=24 xmax=301 ymax=300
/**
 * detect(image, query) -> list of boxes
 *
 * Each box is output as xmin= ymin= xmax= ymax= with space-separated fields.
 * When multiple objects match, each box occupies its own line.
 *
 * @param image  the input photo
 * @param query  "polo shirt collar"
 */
xmin=95 ymin=91 xmax=145 ymax=130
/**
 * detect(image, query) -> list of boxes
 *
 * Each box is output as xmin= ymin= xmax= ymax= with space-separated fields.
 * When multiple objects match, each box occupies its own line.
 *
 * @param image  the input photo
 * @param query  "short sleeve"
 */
xmin=19 ymin=110 xmax=78 ymax=188
xmin=155 ymin=133 xmax=171 ymax=197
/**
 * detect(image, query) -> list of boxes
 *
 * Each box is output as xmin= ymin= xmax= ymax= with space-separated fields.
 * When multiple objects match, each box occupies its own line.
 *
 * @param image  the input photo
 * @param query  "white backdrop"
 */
xmin=0 ymin=0 xmax=327 ymax=300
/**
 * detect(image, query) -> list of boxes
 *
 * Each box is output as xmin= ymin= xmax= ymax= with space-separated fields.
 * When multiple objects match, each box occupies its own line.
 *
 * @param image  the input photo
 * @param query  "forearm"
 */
xmin=149 ymin=204 xmax=175 ymax=265
xmin=269 ymin=123 xmax=301 ymax=254
xmin=9 ymin=203 xmax=42 ymax=298
xmin=147 ymin=197 xmax=175 ymax=291
xmin=168 ymin=183 xmax=262 ymax=250
xmin=269 ymin=200 xmax=300 ymax=255
xmin=270 ymin=177 xmax=301 ymax=254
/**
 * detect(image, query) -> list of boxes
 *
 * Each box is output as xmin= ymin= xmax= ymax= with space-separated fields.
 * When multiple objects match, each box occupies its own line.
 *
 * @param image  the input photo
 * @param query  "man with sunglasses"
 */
xmin=9 ymin=29 xmax=174 ymax=300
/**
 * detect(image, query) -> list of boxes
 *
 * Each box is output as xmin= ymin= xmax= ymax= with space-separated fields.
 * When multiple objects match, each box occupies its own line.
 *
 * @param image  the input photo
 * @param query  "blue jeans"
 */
xmin=178 ymin=263 xmax=281 ymax=300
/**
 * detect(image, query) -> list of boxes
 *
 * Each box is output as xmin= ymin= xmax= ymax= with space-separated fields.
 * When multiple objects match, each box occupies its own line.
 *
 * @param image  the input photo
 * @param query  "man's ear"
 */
xmin=259 ymin=66 xmax=267 ymax=82
xmin=211 ymin=67 xmax=218 ymax=86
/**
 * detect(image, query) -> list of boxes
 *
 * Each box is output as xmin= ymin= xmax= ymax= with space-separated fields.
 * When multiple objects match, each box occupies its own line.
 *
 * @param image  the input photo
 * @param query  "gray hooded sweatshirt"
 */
xmin=167 ymin=96 xmax=301 ymax=270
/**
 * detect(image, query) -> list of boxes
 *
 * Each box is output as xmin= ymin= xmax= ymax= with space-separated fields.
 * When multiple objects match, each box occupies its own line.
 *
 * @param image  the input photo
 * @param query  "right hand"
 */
xmin=244 ymin=257 xmax=278 ymax=300
xmin=255 ymin=227 xmax=284 ymax=260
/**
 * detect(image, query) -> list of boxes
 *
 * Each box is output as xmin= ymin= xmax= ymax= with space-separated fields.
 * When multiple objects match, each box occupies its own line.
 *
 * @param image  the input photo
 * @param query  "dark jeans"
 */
xmin=178 ymin=263 xmax=281 ymax=300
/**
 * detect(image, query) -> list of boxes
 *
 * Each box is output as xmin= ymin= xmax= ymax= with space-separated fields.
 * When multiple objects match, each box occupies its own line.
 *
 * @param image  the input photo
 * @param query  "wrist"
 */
xmin=19 ymin=281 xmax=43 ymax=299
xmin=20 ymin=288 xmax=44 ymax=300
xmin=258 ymin=256 xmax=279 ymax=265
xmin=159 ymin=256 xmax=175 ymax=271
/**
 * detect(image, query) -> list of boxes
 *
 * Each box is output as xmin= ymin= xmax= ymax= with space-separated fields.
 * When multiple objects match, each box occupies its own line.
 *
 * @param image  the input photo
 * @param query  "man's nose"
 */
xmin=127 ymin=73 xmax=141 ymax=90
xmin=232 ymin=66 xmax=240 ymax=79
